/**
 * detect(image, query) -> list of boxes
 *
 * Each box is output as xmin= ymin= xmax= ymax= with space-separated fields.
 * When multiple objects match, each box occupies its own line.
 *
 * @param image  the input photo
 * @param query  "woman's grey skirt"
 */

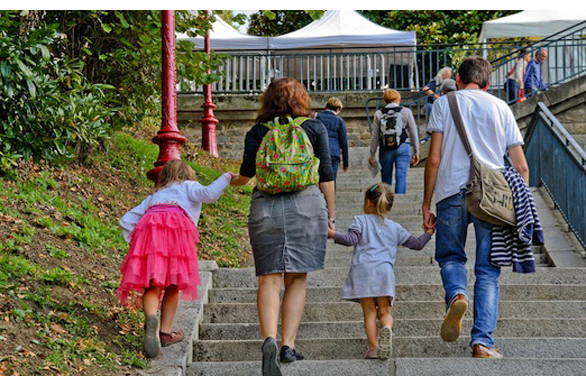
xmin=248 ymin=185 xmax=328 ymax=276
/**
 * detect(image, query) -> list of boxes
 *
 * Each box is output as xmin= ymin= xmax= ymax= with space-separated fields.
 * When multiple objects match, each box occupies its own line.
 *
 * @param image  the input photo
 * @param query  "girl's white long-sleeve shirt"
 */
xmin=119 ymin=173 xmax=232 ymax=242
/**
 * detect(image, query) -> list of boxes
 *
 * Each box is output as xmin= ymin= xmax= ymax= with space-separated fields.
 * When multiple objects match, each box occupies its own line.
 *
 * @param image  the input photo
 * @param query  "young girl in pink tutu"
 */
xmin=117 ymin=159 xmax=235 ymax=358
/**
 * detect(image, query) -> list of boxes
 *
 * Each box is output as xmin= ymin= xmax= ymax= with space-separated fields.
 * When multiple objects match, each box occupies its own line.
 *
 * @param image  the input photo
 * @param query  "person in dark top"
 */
xmin=423 ymin=67 xmax=452 ymax=123
xmin=315 ymin=97 xmax=349 ymax=184
xmin=230 ymin=77 xmax=335 ymax=376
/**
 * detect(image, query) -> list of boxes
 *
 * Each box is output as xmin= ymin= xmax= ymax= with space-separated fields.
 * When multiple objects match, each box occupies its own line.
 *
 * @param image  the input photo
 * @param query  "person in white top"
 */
xmin=504 ymin=48 xmax=531 ymax=104
xmin=422 ymin=56 xmax=530 ymax=359
xmin=117 ymin=159 xmax=235 ymax=358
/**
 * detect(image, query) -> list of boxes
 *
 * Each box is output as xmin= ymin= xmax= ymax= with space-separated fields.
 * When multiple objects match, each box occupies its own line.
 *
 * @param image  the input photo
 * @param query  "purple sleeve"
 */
xmin=401 ymin=232 xmax=432 ymax=250
xmin=334 ymin=229 xmax=361 ymax=246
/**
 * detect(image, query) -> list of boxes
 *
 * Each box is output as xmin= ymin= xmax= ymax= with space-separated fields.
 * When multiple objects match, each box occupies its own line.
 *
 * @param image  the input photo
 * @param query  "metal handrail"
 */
xmin=524 ymin=102 xmax=586 ymax=249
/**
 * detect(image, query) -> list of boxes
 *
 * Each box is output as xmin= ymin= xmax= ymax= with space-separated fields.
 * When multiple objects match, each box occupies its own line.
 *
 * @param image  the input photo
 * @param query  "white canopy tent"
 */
xmin=479 ymin=10 xmax=586 ymax=42
xmin=176 ymin=16 xmax=268 ymax=52
xmin=268 ymin=10 xmax=416 ymax=49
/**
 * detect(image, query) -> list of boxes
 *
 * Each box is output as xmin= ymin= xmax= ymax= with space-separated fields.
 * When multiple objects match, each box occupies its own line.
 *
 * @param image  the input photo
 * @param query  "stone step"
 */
xmin=199 ymin=318 xmax=586 ymax=340
xmin=395 ymin=358 xmax=586 ymax=376
xmin=187 ymin=358 xmax=586 ymax=376
xmin=212 ymin=267 xmax=580 ymax=289
xmin=202 ymin=301 xmax=586 ymax=323
xmin=208 ymin=284 xmax=586 ymax=304
xmin=187 ymin=359 xmax=390 ymax=376
xmin=324 ymin=253 xmax=549 ymax=268
xmin=192 ymin=337 xmax=586 ymax=362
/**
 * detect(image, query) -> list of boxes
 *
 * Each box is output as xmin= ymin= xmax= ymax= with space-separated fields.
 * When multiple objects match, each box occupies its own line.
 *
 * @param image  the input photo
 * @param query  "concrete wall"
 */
xmin=178 ymin=91 xmax=419 ymax=161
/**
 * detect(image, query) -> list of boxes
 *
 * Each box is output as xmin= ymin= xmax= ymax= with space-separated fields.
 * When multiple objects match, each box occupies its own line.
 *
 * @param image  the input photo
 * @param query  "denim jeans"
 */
xmin=424 ymin=102 xmax=433 ymax=123
xmin=435 ymin=190 xmax=501 ymax=349
xmin=379 ymin=143 xmax=411 ymax=194
xmin=504 ymin=79 xmax=520 ymax=104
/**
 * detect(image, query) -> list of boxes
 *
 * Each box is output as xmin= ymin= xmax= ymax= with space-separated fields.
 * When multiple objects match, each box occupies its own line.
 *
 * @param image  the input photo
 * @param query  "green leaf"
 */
xmin=26 ymin=79 xmax=37 ymax=99
xmin=101 ymin=23 xmax=112 ymax=33
xmin=264 ymin=11 xmax=276 ymax=20
xmin=0 ymin=62 xmax=11 ymax=78
xmin=15 ymin=59 xmax=33 ymax=77
xmin=82 ymin=48 xmax=93 ymax=56
xmin=39 ymin=45 xmax=51 ymax=61
xmin=115 ymin=11 xmax=130 ymax=28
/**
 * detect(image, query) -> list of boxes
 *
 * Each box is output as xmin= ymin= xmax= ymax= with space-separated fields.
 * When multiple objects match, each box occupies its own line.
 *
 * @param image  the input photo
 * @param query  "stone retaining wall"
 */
xmin=178 ymin=91 xmax=419 ymax=160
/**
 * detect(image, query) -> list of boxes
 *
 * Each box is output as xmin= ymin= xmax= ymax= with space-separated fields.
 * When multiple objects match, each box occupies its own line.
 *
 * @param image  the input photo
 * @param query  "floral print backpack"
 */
xmin=256 ymin=116 xmax=320 ymax=194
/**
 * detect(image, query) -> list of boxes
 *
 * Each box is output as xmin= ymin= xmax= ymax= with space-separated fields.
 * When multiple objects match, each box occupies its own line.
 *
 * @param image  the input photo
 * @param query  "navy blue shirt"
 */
xmin=425 ymin=79 xmax=439 ymax=104
xmin=316 ymin=110 xmax=349 ymax=168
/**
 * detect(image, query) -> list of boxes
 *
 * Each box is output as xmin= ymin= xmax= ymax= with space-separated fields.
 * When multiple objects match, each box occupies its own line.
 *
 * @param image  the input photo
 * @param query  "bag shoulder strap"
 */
xmin=447 ymin=91 xmax=475 ymax=182
xmin=447 ymin=92 xmax=473 ymax=158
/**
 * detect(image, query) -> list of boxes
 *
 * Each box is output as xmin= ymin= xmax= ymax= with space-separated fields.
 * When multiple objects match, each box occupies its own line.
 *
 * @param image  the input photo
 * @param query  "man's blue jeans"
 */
xmin=435 ymin=190 xmax=501 ymax=349
xmin=379 ymin=143 xmax=411 ymax=194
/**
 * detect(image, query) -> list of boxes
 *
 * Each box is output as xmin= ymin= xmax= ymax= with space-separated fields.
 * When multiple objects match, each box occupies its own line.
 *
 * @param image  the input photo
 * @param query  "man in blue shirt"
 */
xmin=524 ymin=48 xmax=548 ymax=94
xmin=316 ymin=97 xmax=349 ymax=185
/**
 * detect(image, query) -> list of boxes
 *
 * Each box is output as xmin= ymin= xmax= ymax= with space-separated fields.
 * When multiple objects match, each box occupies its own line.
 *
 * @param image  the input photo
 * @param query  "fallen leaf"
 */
xmin=83 ymin=359 xmax=91 ymax=366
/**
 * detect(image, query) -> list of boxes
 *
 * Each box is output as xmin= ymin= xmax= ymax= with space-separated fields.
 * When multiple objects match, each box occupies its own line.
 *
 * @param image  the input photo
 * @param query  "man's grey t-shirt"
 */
xmin=428 ymin=89 xmax=524 ymax=204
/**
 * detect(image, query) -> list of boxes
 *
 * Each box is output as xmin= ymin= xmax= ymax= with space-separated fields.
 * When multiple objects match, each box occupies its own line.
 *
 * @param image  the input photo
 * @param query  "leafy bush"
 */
xmin=0 ymin=11 xmax=115 ymax=165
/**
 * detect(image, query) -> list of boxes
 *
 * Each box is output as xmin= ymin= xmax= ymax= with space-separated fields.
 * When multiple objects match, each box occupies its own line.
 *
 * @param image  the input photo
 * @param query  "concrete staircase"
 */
xmin=186 ymin=148 xmax=586 ymax=376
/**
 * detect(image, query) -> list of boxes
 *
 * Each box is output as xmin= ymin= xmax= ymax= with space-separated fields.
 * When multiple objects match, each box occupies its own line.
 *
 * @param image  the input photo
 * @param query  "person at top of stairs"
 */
xmin=423 ymin=56 xmax=531 ymax=359
xmin=328 ymin=182 xmax=434 ymax=361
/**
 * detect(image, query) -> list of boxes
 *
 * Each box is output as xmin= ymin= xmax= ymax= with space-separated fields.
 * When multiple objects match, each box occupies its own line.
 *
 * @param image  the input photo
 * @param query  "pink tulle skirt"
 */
xmin=116 ymin=204 xmax=200 ymax=308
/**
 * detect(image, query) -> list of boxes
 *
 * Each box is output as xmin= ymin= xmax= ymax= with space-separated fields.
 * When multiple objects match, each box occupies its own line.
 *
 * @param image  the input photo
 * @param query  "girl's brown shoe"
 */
xmin=160 ymin=330 xmax=185 ymax=347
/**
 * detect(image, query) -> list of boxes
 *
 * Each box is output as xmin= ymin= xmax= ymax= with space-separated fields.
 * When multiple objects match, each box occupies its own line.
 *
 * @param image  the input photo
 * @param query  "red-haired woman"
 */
xmin=231 ymin=78 xmax=335 ymax=375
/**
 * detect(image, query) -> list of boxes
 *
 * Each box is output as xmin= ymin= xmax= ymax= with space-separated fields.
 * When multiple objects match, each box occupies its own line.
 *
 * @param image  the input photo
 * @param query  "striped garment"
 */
xmin=490 ymin=167 xmax=544 ymax=273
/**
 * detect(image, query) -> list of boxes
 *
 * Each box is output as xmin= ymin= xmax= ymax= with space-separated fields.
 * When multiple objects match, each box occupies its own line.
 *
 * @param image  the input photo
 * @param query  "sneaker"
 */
xmin=472 ymin=344 xmax=503 ymax=358
xmin=261 ymin=337 xmax=282 ymax=376
xmin=363 ymin=347 xmax=378 ymax=359
xmin=143 ymin=314 xmax=160 ymax=358
xmin=377 ymin=327 xmax=392 ymax=360
xmin=280 ymin=345 xmax=304 ymax=363
xmin=440 ymin=294 xmax=468 ymax=342
xmin=160 ymin=330 xmax=185 ymax=347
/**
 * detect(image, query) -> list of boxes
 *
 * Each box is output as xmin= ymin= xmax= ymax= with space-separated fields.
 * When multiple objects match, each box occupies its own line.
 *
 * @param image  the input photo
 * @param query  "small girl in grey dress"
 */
xmin=328 ymin=183 xmax=434 ymax=360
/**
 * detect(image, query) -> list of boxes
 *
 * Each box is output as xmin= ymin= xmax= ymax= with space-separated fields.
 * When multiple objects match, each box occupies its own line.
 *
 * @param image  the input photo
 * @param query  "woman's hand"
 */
xmin=368 ymin=157 xmax=376 ymax=168
xmin=411 ymin=154 xmax=420 ymax=167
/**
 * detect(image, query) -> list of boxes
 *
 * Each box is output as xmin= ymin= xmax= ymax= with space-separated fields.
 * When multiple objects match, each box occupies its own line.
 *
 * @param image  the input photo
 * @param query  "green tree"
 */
xmin=247 ymin=11 xmax=315 ymax=37
xmin=359 ymin=10 xmax=518 ymax=45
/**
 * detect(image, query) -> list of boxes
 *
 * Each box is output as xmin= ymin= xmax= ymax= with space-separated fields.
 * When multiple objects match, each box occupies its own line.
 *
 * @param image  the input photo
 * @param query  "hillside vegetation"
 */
xmin=0 ymin=127 xmax=252 ymax=375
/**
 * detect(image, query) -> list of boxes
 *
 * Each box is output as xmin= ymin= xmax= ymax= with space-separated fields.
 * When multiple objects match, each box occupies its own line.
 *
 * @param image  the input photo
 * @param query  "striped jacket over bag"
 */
xmin=490 ymin=167 xmax=544 ymax=273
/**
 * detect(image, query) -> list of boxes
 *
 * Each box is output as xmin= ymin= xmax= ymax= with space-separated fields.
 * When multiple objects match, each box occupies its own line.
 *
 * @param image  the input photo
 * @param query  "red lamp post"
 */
xmin=147 ymin=10 xmax=187 ymax=182
xmin=200 ymin=10 xmax=219 ymax=157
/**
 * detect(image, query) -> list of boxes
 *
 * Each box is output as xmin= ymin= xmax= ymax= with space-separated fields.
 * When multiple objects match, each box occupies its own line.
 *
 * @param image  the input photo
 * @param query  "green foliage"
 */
xmin=359 ymin=10 xmax=518 ymax=45
xmin=247 ymin=11 xmax=316 ymax=37
xmin=43 ymin=10 xmax=224 ymax=125
xmin=0 ymin=11 xmax=115 ymax=165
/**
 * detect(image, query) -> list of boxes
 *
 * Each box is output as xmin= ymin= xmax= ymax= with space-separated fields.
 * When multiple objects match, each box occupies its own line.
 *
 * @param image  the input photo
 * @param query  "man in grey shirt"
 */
xmin=368 ymin=89 xmax=420 ymax=194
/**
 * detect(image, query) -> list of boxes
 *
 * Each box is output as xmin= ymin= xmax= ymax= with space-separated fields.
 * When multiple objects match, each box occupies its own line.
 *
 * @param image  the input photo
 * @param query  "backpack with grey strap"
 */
xmin=447 ymin=91 xmax=516 ymax=227
xmin=380 ymin=107 xmax=407 ymax=150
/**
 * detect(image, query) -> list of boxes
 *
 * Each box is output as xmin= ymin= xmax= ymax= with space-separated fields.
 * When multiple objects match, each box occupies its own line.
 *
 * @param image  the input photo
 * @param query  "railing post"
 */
xmin=147 ymin=10 xmax=186 ymax=182
xmin=201 ymin=10 xmax=219 ymax=157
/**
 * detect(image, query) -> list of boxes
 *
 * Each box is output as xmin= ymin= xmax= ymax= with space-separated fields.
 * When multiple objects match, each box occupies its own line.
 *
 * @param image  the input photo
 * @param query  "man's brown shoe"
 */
xmin=440 ymin=294 xmax=467 ymax=342
xmin=472 ymin=344 xmax=503 ymax=358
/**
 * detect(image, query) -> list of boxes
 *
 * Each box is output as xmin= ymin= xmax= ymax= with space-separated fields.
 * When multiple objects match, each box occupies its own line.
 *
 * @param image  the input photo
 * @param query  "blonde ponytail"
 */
xmin=365 ymin=183 xmax=394 ymax=222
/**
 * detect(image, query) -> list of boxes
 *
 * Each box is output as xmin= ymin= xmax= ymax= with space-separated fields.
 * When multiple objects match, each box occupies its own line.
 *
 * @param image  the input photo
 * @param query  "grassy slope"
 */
xmin=0 ymin=129 xmax=252 ymax=375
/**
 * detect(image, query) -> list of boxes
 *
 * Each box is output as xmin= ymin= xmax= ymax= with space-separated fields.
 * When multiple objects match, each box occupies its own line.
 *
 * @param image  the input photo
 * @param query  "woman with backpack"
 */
xmin=368 ymin=89 xmax=420 ymax=194
xmin=230 ymin=78 xmax=335 ymax=376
